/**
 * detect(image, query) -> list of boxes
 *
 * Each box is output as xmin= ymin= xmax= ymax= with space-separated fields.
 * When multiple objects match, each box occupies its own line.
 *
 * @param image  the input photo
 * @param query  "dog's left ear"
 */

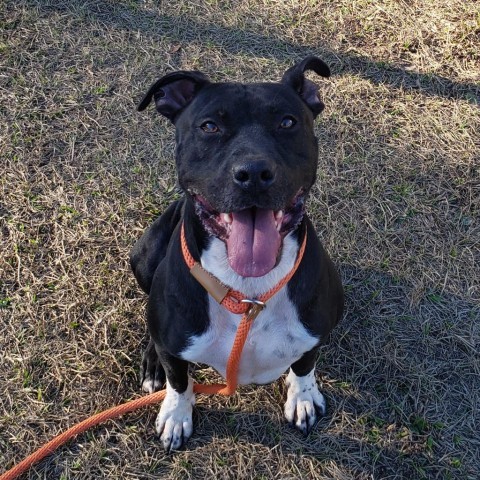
xmin=281 ymin=56 xmax=330 ymax=117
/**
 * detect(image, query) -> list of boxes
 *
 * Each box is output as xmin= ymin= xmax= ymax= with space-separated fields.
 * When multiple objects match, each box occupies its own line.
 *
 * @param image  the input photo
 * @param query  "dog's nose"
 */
xmin=232 ymin=161 xmax=276 ymax=192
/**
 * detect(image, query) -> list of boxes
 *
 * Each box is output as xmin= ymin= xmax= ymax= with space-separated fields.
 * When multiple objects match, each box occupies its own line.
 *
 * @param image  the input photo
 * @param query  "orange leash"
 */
xmin=0 ymin=314 xmax=255 ymax=480
xmin=1 ymin=225 xmax=306 ymax=480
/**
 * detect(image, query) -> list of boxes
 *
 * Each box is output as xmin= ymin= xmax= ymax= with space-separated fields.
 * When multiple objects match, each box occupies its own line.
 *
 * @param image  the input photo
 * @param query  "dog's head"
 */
xmin=139 ymin=57 xmax=330 ymax=277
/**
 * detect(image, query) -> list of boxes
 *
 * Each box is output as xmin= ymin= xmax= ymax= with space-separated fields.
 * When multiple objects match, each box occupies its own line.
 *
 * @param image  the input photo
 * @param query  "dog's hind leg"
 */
xmin=141 ymin=338 xmax=166 ymax=393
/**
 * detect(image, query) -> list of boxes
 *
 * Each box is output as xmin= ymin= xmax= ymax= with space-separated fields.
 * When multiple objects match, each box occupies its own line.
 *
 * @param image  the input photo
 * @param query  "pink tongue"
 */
xmin=225 ymin=208 xmax=281 ymax=277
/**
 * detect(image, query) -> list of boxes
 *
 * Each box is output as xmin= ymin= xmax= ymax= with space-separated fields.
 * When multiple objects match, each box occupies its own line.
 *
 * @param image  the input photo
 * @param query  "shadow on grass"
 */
xmin=28 ymin=0 xmax=480 ymax=103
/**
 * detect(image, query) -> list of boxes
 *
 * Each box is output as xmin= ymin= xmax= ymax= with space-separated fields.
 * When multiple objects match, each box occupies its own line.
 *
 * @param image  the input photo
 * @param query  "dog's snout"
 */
xmin=232 ymin=161 xmax=276 ymax=192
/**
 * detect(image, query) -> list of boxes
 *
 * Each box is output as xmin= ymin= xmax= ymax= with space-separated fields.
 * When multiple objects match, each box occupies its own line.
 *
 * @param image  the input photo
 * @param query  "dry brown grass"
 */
xmin=1 ymin=0 xmax=479 ymax=478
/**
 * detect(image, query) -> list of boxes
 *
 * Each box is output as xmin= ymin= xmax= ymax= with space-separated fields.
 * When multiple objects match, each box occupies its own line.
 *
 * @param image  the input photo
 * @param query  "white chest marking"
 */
xmin=180 ymin=235 xmax=319 ymax=385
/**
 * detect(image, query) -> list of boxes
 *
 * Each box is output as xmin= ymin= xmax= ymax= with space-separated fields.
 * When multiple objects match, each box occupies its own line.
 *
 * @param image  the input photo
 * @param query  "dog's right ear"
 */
xmin=137 ymin=71 xmax=210 ymax=121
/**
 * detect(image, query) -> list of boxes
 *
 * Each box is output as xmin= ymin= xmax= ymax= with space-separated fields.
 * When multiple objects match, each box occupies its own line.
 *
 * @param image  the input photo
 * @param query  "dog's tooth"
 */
xmin=275 ymin=210 xmax=284 ymax=231
xmin=222 ymin=213 xmax=233 ymax=224
xmin=275 ymin=210 xmax=283 ymax=231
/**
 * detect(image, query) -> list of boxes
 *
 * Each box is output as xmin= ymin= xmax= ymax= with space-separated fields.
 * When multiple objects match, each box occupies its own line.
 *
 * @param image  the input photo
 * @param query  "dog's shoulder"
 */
xmin=287 ymin=216 xmax=344 ymax=340
xmin=130 ymin=198 xmax=185 ymax=294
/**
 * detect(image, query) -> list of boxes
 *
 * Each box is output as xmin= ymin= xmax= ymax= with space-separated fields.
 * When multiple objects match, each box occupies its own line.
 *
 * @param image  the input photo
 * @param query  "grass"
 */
xmin=0 ymin=0 xmax=479 ymax=478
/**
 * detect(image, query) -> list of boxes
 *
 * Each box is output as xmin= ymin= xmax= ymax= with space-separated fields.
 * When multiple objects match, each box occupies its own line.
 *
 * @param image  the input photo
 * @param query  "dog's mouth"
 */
xmin=192 ymin=191 xmax=306 ymax=277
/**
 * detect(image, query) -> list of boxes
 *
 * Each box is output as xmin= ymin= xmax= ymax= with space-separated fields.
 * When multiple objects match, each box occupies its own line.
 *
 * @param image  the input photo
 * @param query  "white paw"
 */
xmin=142 ymin=377 xmax=163 ymax=394
xmin=155 ymin=377 xmax=195 ymax=451
xmin=284 ymin=368 xmax=326 ymax=435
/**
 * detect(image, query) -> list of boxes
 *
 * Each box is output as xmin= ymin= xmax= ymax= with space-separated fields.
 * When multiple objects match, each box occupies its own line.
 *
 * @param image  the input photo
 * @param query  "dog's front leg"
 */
xmin=284 ymin=346 xmax=326 ymax=435
xmin=154 ymin=350 xmax=195 ymax=451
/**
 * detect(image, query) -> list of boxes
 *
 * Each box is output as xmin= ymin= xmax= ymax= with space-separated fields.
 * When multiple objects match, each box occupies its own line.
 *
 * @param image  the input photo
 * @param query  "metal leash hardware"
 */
xmin=241 ymin=299 xmax=266 ymax=321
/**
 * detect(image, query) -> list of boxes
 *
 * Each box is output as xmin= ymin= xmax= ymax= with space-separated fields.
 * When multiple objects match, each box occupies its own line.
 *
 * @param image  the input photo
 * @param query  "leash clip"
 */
xmin=241 ymin=299 xmax=266 ymax=321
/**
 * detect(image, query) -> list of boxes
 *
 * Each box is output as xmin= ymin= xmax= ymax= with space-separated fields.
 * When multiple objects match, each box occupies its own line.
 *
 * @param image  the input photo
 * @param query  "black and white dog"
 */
xmin=130 ymin=57 xmax=344 ymax=451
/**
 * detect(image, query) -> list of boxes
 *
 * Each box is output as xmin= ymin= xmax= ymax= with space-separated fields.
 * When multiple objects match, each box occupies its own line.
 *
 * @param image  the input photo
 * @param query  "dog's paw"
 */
xmin=284 ymin=368 xmax=326 ymax=435
xmin=155 ymin=378 xmax=195 ymax=451
xmin=141 ymin=340 xmax=166 ymax=393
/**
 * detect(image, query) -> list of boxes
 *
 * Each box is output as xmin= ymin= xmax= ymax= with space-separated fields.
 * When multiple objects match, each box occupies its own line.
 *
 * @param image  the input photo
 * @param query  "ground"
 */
xmin=0 ymin=0 xmax=479 ymax=479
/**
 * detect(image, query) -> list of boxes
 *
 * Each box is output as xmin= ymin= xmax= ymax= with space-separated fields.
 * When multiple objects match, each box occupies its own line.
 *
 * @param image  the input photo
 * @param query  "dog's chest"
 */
xmin=179 ymin=237 xmax=319 ymax=385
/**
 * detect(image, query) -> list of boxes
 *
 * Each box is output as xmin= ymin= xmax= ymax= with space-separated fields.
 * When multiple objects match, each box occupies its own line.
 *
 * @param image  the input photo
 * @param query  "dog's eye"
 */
xmin=200 ymin=121 xmax=219 ymax=133
xmin=279 ymin=116 xmax=296 ymax=129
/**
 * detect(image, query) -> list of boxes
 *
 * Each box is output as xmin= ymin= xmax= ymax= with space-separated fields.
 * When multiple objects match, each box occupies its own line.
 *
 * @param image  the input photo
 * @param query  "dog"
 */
xmin=130 ymin=56 xmax=344 ymax=451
